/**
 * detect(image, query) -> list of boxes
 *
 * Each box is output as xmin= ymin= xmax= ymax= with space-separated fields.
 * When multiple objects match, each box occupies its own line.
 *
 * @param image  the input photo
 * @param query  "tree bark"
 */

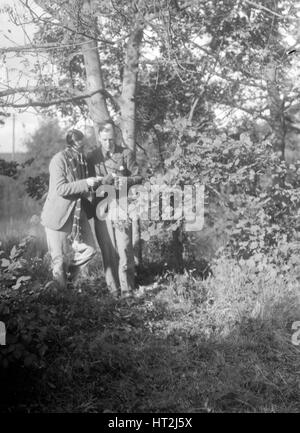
xmin=120 ymin=26 xmax=143 ymax=150
xmin=120 ymin=24 xmax=144 ymax=265
xmin=266 ymin=64 xmax=286 ymax=160
xmin=82 ymin=37 xmax=109 ymax=127
xmin=82 ymin=1 xmax=109 ymax=135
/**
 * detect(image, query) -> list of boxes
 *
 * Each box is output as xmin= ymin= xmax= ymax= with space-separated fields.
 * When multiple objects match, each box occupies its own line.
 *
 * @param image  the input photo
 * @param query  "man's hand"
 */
xmin=86 ymin=177 xmax=101 ymax=188
xmin=102 ymin=173 xmax=115 ymax=185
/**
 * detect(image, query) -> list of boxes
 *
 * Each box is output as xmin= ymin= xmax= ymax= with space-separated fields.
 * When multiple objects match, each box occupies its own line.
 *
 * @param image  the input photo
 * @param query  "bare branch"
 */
xmin=188 ymin=96 xmax=200 ymax=123
xmin=0 ymin=86 xmax=45 ymax=98
xmin=0 ymin=43 xmax=76 ymax=54
xmin=0 ymin=88 xmax=119 ymax=109
xmin=221 ymin=101 xmax=269 ymax=121
xmin=20 ymin=0 xmax=126 ymax=45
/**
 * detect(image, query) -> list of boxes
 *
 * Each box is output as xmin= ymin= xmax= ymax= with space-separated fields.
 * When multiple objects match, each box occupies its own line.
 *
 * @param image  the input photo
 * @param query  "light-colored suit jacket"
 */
xmin=41 ymin=150 xmax=90 ymax=230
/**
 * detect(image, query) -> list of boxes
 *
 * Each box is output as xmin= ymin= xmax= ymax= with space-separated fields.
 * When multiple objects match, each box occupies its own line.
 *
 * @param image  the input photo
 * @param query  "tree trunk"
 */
xmin=82 ymin=38 xmax=109 ymax=128
xmin=83 ymin=2 xmax=145 ymax=267
xmin=120 ymin=25 xmax=144 ymax=266
xmin=120 ymin=26 xmax=143 ymax=150
xmin=266 ymin=65 xmax=286 ymax=161
xmin=268 ymin=83 xmax=286 ymax=160
xmin=264 ymin=63 xmax=287 ymax=197
xmin=82 ymin=0 xmax=109 ymax=135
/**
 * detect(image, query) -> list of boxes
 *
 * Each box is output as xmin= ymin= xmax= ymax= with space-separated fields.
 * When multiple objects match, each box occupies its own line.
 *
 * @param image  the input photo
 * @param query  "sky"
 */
xmin=0 ymin=0 xmax=94 ymax=154
xmin=0 ymin=0 xmax=41 ymax=153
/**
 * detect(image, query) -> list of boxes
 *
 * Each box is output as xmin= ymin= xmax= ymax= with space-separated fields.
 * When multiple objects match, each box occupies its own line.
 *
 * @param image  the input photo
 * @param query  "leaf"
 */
xmin=12 ymin=275 xmax=31 ymax=290
xmin=38 ymin=344 xmax=48 ymax=357
xmin=17 ymin=275 xmax=31 ymax=283
xmin=9 ymin=246 xmax=19 ymax=260
xmin=1 ymin=258 xmax=10 ymax=268
xmin=141 ymin=231 xmax=150 ymax=241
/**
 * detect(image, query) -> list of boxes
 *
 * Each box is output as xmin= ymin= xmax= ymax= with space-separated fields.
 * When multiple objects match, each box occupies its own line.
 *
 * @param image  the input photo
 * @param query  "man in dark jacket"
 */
xmin=87 ymin=120 xmax=142 ymax=297
xmin=41 ymin=129 xmax=100 ymax=288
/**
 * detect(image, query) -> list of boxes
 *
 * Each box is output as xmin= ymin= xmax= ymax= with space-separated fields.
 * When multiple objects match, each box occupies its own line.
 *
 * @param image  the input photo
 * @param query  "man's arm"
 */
xmin=50 ymin=153 xmax=90 ymax=197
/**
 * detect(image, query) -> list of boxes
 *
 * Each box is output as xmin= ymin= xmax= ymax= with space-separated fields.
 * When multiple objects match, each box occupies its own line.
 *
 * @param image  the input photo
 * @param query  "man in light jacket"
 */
xmin=41 ymin=129 xmax=100 ymax=288
xmin=87 ymin=120 xmax=142 ymax=298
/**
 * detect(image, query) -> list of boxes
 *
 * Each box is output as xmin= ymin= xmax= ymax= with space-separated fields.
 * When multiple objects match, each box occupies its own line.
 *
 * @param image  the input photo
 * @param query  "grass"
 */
xmin=0 ymin=226 xmax=300 ymax=413
xmin=0 ymin=217 xmax=46 ymax=255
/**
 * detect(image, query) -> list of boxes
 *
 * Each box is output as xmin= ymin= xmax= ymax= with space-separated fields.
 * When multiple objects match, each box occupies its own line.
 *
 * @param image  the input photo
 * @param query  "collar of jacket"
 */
xmin=66 ymin=145 xmax=85 ymax=158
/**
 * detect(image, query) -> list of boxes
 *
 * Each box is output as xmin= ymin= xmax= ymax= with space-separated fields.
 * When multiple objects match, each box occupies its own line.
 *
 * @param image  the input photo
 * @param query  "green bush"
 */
xmin=155 ymin=122 xmax=300 ymax=260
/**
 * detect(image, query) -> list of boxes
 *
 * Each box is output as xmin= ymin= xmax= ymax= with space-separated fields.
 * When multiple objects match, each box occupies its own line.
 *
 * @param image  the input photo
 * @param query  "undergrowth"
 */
xmin=0 ymin=236 xmax=299 ymax=413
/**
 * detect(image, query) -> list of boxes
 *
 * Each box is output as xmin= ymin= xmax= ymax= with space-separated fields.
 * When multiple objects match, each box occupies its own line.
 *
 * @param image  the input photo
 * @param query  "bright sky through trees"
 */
xmin=0 ymin=0 xmax=39 ymax=153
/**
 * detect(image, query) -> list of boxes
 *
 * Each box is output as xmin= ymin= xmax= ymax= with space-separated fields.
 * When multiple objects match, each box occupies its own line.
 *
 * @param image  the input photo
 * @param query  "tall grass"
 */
xmin=0 ymin=217 xmax=47 ymax=257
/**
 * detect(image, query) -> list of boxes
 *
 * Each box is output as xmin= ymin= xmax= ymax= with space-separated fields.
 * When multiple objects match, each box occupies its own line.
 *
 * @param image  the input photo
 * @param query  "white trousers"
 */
xmin=45 ymin=211 xmax=95 ymax=287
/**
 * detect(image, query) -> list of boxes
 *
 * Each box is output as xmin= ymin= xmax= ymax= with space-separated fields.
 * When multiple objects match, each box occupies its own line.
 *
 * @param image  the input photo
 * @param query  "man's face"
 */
xmin=98 ymin=124 xmax=115 ymax=154
xmin=73 ymin=135 xmax=85 ymax=152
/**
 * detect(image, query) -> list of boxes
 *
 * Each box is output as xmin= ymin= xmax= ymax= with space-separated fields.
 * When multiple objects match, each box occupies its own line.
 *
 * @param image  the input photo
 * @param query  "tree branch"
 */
xmin=0 ymin=43 xmax=66 ymax=54
xmin=220 ymin=101 xmax=269 ymax=121
xmin=188 ymin=96 xmax=200 ymax=123
xmin=20 ymin=0 xmax=117 ymax=45
xmin=243 ymin=0 xmax=297 ymax=20
xmin=0 ymin=88 xmax=118 ymax=109
xmin=0 ymin=86 xmax=43 ymax=98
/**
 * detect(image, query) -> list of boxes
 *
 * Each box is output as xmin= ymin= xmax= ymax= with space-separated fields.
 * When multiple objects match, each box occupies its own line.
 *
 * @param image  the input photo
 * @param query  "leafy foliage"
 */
xmin=0 ymin=236 xmax=51 ymax=369
xmin=0 ymin=119 xmax=67 ymax=202
xmin=0 ymin=240 xmax=299 ymax=412
xmin=0 ymin=159 xmax=19 ymax=179
xmin=23 ymin=119 xmax=66 ymax=175
xmin=139 ymin=118 xmax=300 ymax=260
xmin=1 ymin=0 xmax=300 ymax=413
xmin=25 ymin=174 xmax=49 ymax=200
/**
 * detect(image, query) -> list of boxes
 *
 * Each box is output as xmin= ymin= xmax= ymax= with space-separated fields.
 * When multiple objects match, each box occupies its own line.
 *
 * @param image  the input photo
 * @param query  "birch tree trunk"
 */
xmin=120 ymin=25 xmax=144 ymax=266
xmin=120 ymin=26 xmax=143 ymax=150
xmin=266 ymin=64 xmax=286 ymax=161
xmin=82 ymin=1 xmax=109 ymax=135
xmin=82 ymin=39 xmax=109 ymax=128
